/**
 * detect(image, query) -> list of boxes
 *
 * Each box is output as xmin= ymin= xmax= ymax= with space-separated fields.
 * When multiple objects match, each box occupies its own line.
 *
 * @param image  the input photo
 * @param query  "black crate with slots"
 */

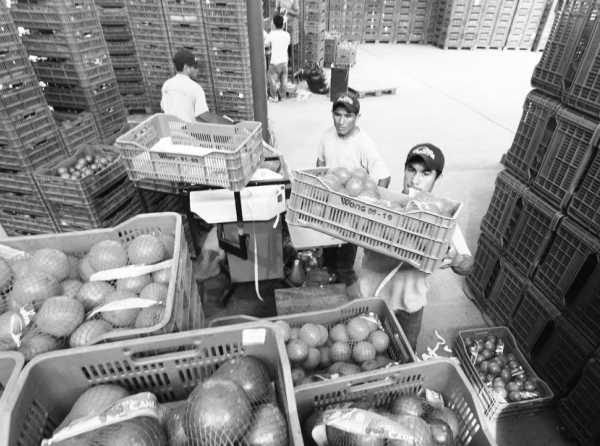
xmin=123 ymin=91 xmax=152 ymax=113
xmin=509 ymin=285 xmax=560 ymax=357
xmin=558 ymin=355 xmax=600 ymax=446
xmin=295 ymin=358 xmax=495 ymax=445
xmin=502 ymin=90 xmax=561 ymax=185
xmin=0 ymin=210 xmax=58 ymax=236
xmin=455 ymin=327 xmax=554 ymax=420
xmin=532 ymin=106 xmax=599 ymax=211
xmin=394 ymin=0 xmax=411 ymax=43
xmin=53 ymin=111 xmax=101 ymax=155
xmin=568 ymin=139 xmax=600 ymax=232
xmin=0 ymin=324 xmax=299 ymax=446
xmin=480 ymin=170 xmax=527 ymax=250
xmin=489 ymin=0 xmax=518 ymax=48
xmin=504 ymin=189 xmax=562 ymax=278
xmin=505 ymin=0 xmax=547 ymax=50
xmin=409 ymin=0 xmax=435 ymax=43
xmin=531 ymin=316 xmax=596 ymax=397
xmin=465 ymin=233 xmax=502 ymax=307
xmin=485 ymin=260 xmax=527 ymax=325
xmin=0 ymin=188 xmax=54 ymax=218
xmin=105 ymin=39 xmax=136 ymax=55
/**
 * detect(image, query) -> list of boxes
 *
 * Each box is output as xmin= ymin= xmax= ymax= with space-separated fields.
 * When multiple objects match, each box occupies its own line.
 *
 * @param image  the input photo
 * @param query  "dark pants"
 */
xmin=323 ymin=243 xmax=357 ymax=286
xmin=394 ymin=307 xmax=424 ymax=353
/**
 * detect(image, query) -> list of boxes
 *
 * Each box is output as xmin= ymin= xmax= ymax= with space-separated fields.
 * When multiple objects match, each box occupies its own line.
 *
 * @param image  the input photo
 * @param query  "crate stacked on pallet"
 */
xmin=473 ymin=0 xmax=500 ymax=48
xmin=393 ymin=0 xmax=412 ymax=43
xmin=377 ymin=0 xmax=396 ymax=42
xmin=127 ymin=0 xmax=174 ymax=112
xmin=363 ymin=0 xmax=383 ymax=42
xmin=303 ymin=0 xmax=327 ymax=65
xmin=0 ymin=5 xmax=66 ymax=236
xmin=410 ymin=0 xmax=436 ymax=43
xmin=10 ymin=0 xmax=128 ymax=143
xmin=96 ymin=0 xmax=151 ymax=113
xmin=324 ymin=31 xmax=340 ymax=66
xmin=162 ymin=0 xmax=216 ymax=112
xmin=343 ymin=0 xmax=366 ymax=41
xmin=202 ymin=0 xmax=254 ymax=121
xmin=505 ymin=0 xmax=548 ymax=49
xmin=430 ymin=0 xmax=469 ymax=48
xmin=33 ymin=145 xmax=143 ymax=232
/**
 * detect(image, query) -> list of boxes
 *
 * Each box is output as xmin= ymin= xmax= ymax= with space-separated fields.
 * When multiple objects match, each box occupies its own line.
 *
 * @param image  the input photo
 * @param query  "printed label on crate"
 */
xmin=327 ymin=193 xmax=403 ymax=226
xmin=242 ymin=328 xmax=267 ymax=345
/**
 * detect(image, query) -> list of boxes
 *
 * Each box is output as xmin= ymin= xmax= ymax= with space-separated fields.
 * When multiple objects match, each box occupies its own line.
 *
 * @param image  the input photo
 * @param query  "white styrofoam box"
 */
xmin=287 ymin=223 xmax=343 ymax=249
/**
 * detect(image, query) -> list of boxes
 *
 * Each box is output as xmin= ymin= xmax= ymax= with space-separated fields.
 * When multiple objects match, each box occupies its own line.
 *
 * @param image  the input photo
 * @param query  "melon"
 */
xmin=128 ymin=235 xmax=166 ymax=265
xmin=186 ymin=378 xmax=252 ymax=444
xmin=0 ymin=257 xmax=12 ymax=290
xmin=58 ymin=384 xmax=130 ymax=430
xmin=139 ymin=283 xmax=168 ymax=302
xmin=245 ymin=403 xmax=288 ymax=446
xmin=212 ymin=356 xmax=271 ymax=404
xmin=61 ymin=279 xmax=83 ymax=299
xmin=9 ymin=257 xmax=34 ymax=278
xmin=36 ymin=297 xmax=85 ymax=337
xmin=116 ymin=274 xmax=151 ymax=294
xmin=76 ymin=281 xmax=114 ymax=311
xmin=100 ymin=290 xmax=140 ymax=327
xmin=88 ymin=240 xmax=128 ymax=271
xmin=9 ymin=270 xmax=62 ymax=307
xmin=158 ymin=233 xmax=175 ymax=258
xmin=70 ymin=320 xmax=113 ymax=347
xmin=134 ymin=305 xmax=164 ymax=328
xmin=31 ymin=248 xmax=70 ymax=281
xmin=78 ymin=256 xmax=96 ymax=282
xmin=19 ymin=333 xmax=60 ymax=361
xmin=151 ymin=268 xmax=170 ymax=285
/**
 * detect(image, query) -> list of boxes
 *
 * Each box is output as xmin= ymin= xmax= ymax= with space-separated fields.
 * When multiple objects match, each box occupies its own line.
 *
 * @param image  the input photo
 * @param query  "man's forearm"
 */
xmin=317 ymin=158 xmax=326 ymax=167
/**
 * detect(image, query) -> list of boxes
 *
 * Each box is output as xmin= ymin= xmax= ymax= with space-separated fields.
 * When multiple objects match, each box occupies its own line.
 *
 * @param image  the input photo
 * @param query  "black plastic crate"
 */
xmin=480 ymin=170 xmax=527 ymax=249
xmin=0 ymin=168 xmax=37 ymax=194
xmin=53 ymin=110 xmax=101 ymax=155
xmin=106 ymin=39 xmax=136 ymax=55
xmin=486 ymin=260 xmax=528 ymax=325
xmin=1 ymin=98 xmax=58 ymax=144
xmin=0 ymin=128 xmax=67 ymax=172
xmin=100 ymin=23 xmax=132 ymax=40
xmin=509 ymin=285 xmax=560 ymax=357
xmin=0 ymin=209 xmax=57 ymax=235
xmin=43 ymin=80 xmax=121 ymax=112
xmin=32 ymin=57 xmax=115 ymax=87
xmin=505 ymin=190 xmax=562 ymax=278
xmin=502 ymin=90 xmax=561 ymax=184
xmin=568 ymin=135 xmax=600 ymax=233
xmin=531 ymin=316 xmax=596 ymax=397
xmin=558 ymin=356 xmax=600 ymax=446
xmin=0 ymin=189 xmax=48 ymax=216
xmin=465 ymin=233 xmax=502 ymax=307
xmin=0 ymin=76 xmax=48 ymax=120
xmin=565 ymin=261 xmax=600 ymax=348
xmin=532 ymin=106 xmax=599 ymax=210
xmin=533 ymin=217 xmax=600 ymax=309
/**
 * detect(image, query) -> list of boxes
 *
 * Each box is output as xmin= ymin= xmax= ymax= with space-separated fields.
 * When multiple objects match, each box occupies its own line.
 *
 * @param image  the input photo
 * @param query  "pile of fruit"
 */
xmin=463 ymin=334 xmax=543 ymax=403
xmin=274 ymin=314 xmax=402 ymax=386
xmin=46 ymin=356 xmax=289 ymax=446
xmin=54 ymin=153 xmax=117 ymax=181
xmin=303 ymin=392 xmax=462 ymax=446
xmin=0 ymin=232 xmax=175 ymax=360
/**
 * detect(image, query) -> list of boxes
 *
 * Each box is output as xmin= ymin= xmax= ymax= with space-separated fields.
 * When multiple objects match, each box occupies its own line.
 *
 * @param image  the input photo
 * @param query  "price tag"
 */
xmin=242 ymin=328 xmax=266 ymax=346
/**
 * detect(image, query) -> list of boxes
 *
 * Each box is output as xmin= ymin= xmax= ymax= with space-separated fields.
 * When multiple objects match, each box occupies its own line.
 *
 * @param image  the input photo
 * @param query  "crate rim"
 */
xmin=0 ymin=351 xmax=25 ymax=410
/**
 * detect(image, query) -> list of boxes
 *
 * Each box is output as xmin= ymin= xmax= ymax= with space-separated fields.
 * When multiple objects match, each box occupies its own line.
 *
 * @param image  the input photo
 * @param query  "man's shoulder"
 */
xmin=320 ymin=126 xmax=338 ymax=142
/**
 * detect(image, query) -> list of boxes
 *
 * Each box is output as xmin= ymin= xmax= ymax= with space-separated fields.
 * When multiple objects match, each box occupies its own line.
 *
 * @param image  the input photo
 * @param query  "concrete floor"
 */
xmin=200 ymin=45 xmax=575 ymax=446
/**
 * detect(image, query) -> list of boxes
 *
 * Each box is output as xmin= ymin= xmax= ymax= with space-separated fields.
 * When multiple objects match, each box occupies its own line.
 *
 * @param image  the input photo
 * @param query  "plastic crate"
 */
xmin=115 ymin=113 xmax=263 ymax=191
xmin=0 ymin=190 xmax=49 ymax=216
xmin=0 ymin=168 xmax=38 ymax=194
xmin=558 ymin=356 xmax=600 ymax=446
xmin=105 ymin=39 xmax=136 ymax=55
xmin=0 ymin=212 xmax=201 ymax=338
xmin=504 ymin=0 xmax=547 ymax=50
xmin=502 ymin=90 xmax=561 ymax=184
xmin=465 ymin=233 xmax=502 ymax=307
xmin=509 ymin=285 xmax=560 ymax=357
xmin=295 ymin=358 xmax=495 ymax=445
xmin=532 ymin=106 xmax=600 ymax=210
xmin=288 ymin=168 xmax=462 ymax=273
xmin=455 ymin=326 xmax=554 ymax=420
xmin=480 ymin=170 xmax=526 ymax=249
xmin=0 ymin=128 xmax=67 ymax=172
xmin=485 ymin=260 xmax=527 ymax=325
xmin=504 ymin=190 xmax=562 ymax=278
xmin=531 ymin=316 xmax=596 ymax=397
xmin=0 ymin=352 xmax=24 ymax=412
xmin=0 ymin=324 xmax=301 ymax=446
xmin=0 ymin=210 xmax=57 ymax=235
xmin=53 ymin=111 xmax=101 ymax=155
xmin=490 ymin=0 xmax=518 ymax=48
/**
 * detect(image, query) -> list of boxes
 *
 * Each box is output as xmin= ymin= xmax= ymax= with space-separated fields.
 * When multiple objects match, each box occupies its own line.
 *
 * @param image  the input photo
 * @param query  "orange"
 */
xmin=369 ymin=330 xmax=390 ymax=353
xmin=303 ymin=347 xmax=321 ymax=370
xmin=346 ymin=317 xmax=371 ymax=341
xmin=299 ymin=323 xmax=322 ymax=348
xmin=287 ymin=339 xmax=309 ymax=363
xmin=352 ymin=341 xmax=376 ymax=363
xmin=330 ymin=342 xmax=351 ymax=362
xmin=329 ymin=323 xmax=349 ymax=342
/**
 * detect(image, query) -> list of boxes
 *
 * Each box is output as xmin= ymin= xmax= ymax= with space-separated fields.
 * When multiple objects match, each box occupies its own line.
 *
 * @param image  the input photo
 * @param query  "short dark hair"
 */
xmin=172 ymin=49 xmax=196 ymax=72
xmin=273 ymin=14 xmax=284 ymax=29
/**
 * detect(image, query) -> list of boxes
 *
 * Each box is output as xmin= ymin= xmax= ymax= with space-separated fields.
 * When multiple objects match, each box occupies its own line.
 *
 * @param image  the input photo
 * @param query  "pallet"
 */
xmin=348 ymin=86 xmax=397 ymax=98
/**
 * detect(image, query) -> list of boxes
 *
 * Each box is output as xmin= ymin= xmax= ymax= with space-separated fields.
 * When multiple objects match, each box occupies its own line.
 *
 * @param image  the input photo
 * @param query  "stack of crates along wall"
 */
xmin=343 ymin=0 xmax=366 ymax=41
xmin=532 ymin=0 xmax=559 ymax=51
xmin=202 ymin=0 xmax=254 ymax=121
xmin=460 ymin=0 xmax=486 ymax=49
xmin=327 ymin=0 xmax=346 ymax=34
xmin=127 ymin=0 xmax=174 ymax=112
xmin=473 ymin=0 xmax=503 ymax=48
xmin=363 ymin=0 xmax=383 ymax=42
xmin=10 ymin=0 xmax=128 ymax=144
xmin=96 ymin=0 xmax=151 ymax=114
xmin=505 ymin=0 xmax=548 ymax=49
xmin=162 ymin=0 xmax=216 ymax=112
xmin=489 ymin=0 xmax=518 ymax=48
xmin=409 ymin=0 xmax=437 ymax=43
xmin=303 ymin=0 xmax=327 ymax=65
xmin=393 ymin=0 xmax=413 ymax=43
xmin=377 ymin=0 xmax=397 ymax=42
xmin=430 ymin=0 xmax=470 ymax=48
xmin=0 ymin=5 xmax=66 ymax=236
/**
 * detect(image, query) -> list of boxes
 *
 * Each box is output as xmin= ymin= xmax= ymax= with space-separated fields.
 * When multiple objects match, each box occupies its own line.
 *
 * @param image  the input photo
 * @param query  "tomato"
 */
xmin=330 ymin=167 xmax=351 ymax=184
xmin=345 ymin=177 xmax=365 ymax=197
xmin=358 ymin=189 xmax=380 ymax=201
xmin=351 ymin=167 xmax=368 ymax=180
xmin=321 ymin=173 xmax=343 ymax=191
xmin=363 ymin=177 xmax=378 ymax=192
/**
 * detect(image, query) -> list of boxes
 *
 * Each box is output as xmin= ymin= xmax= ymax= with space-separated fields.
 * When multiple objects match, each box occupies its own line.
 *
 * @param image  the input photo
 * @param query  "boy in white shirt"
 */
xmin=359 ymin=143 xmax=473 ymax=352
xmin=266 ymin=14 xmax=290 ymax=101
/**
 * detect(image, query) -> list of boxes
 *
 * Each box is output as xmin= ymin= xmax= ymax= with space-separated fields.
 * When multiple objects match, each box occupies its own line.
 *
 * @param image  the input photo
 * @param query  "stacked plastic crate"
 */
xmin=96 ymin=0 xmax=151 ymax=113
xmin=327 ymin=0 xmax=346 ymax=35
xmin=363 ymin=0 xmax=383 ymax=42
xmin=505 ymin=0 xmax=548 ymax=49
xmin=342 ymin=0 xmax=366 ymax=41
xmin=468 ymin=2 xmax=600 ymax=443
xmin=376 ymin=0 xmax=396 ymax=42
xmin=532 ymin=0 xmax=558 ymax=51
xmin=460 ymin=0 xmax=485 ymax=48
xmin=430 ymin=0 xmax=470 ymax=48
xmin=127 ymin=0 xmax=174 ymax=112
xmin=473 ymin=0 xmax=502 ymax=48
xmin=10 ymin=0 xmax=127 ymax=144
xmin=303 ymin=0 xmax=327 ymax=65
xmin=409 ymin=0 xmax=436 ymax=43
xmin=162 ymin=0 xmax=215 ymax=112
xmin=489 ymin=0 xmax=518 ymax=48
xmin=202 ymin=0 xmax=254 ymax=120
xmin=393 ymin=0 xmax=412 ymax=43
xmin=0 ymin=5 xmax=65 ymax=235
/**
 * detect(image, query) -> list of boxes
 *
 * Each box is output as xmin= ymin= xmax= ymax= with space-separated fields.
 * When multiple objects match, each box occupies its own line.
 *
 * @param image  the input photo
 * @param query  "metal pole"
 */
xmin=247 ymin=0 xmax=269 ymax=141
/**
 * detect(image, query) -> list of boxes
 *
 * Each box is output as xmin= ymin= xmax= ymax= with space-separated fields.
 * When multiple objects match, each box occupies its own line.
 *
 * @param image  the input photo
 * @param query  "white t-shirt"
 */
xmin=266 ymin=29 xmax=290 ymax=65
xmin=160 ymin=73 xmax=208 ymax=122
xmin=317 ymin=127 xmax=390 ymax=181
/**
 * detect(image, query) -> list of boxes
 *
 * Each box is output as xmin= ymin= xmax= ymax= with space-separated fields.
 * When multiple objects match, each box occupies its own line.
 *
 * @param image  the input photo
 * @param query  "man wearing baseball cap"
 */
xmin=316 ymin=93 xmax=391 ymax=298
xmin=161 ymin=49 xmax=209 ymax=122
xmin=359 ymin=143 xmax=473 ymax=352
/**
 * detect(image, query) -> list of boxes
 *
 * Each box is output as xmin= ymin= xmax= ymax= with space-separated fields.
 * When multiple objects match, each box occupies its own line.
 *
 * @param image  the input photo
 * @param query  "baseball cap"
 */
xmin=406 ymin=143 xmax=445 ymax=175
xmin=332 ymin=93 xmax=360 ymax=114
xmin=172 ymin=49 xmax=197 ymax=68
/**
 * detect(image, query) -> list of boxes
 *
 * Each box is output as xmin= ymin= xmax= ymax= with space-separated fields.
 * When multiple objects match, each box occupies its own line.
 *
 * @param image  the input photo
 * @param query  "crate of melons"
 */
xmin=1 ymin=324 xmax=302 ymax=446
xmin=455 ymin=326 xmax=554 ymax=420
xmin=0 ymin=212 xmax=202 ymax=362
xmin=287 ymin=168 xmax=462 ymax=273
